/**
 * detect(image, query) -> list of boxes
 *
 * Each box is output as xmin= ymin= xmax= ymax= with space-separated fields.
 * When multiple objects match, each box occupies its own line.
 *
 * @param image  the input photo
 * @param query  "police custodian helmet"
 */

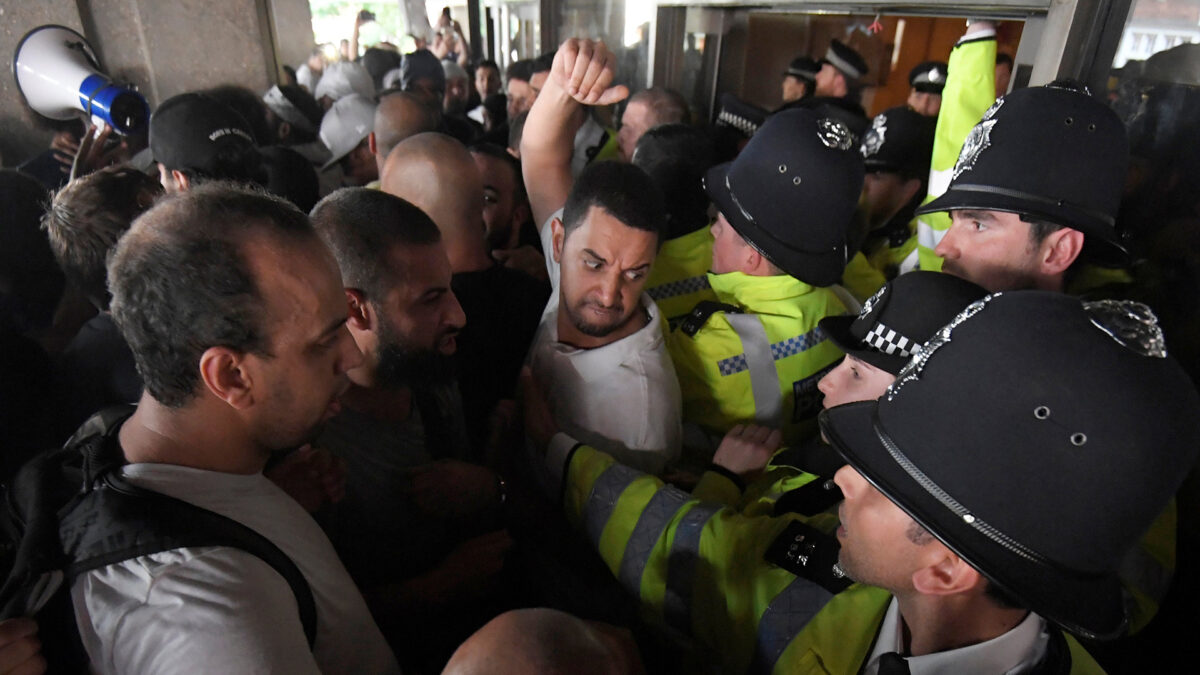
xmin=820 ymin=292 xmax=1200 ymax=639
xmin=704 ymin=107 xmax=864 ymax=287
xmin=917 ymin=83 xmax=1129 ymax=263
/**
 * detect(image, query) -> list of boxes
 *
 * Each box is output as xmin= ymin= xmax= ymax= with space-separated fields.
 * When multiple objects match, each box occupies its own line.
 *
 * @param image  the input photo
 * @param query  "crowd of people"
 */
xmin=0 ymin=13 xmax=1197 ymax=675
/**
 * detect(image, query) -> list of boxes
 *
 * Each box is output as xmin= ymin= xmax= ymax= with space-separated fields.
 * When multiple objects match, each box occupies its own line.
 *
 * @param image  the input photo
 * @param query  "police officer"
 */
xmin=917 ymin=80 xmax=1128 ymax=292
xmin=915 ymin=19 xmax=1000 ymax=272
xmin=859 ymin=106 xmax=937 ymax=278
xmin=694 ymin=272 xmax=988 ymax=521
xmin=525 ymin=292 xmax=1200 ymax=674
xmin=781 ymin=56 xmax=819 ymax=104
xmin=814 ymin=39 xmax=868 ymax=100
xmin=666 ymin=108 xmax=862 ymax=450
xmin=907 ymin=60 xmax=948 ymax=117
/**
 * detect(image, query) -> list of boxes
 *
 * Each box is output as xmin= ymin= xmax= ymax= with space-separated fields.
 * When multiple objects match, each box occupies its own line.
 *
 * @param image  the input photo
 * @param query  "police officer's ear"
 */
xmin=910 ymin=545 xmax=985 ymax=597
xmin=551 ymin=217 xmax=566 ymax=263
xmin=344 ymin=288 xmax=375 ymax=332
xmin=1038 ymin=227 xmax=1085 ymax=277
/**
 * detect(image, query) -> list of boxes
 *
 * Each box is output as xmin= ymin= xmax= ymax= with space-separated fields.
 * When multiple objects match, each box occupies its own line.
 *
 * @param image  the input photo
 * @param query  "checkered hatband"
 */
xmin=863 ymin=322 xmax=914 ymax=357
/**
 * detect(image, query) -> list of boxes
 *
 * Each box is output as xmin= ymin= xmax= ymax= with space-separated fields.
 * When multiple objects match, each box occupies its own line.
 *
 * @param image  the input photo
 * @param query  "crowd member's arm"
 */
xmin=915 ymin=20 xmax=998 ymax=271
xmin=522 ymin=369 xmax=847 ymax=674
xmin=690 ymin=424 xmax=782 ymax=506
xmin=521 ymin=38 xmax=628 ymax=231
xmin=0 ymin=619 xmax=44 ymax=675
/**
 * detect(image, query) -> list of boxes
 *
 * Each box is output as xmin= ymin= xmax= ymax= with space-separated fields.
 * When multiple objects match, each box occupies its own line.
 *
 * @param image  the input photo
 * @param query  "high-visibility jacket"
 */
xmin=666 ymin=272 xmax=848 ymax=447
xmin=916 ymin=30 xmax=997 ymax=271
xmin=551 ymin=441 xmax=1105 ymax=675
xmin=864 ymin=213 xmax=920 ymax=279
xmin=646 ymin=226 xmax=717 ymax=325
xmin=840 ymin=252 xmax=886 ymax=304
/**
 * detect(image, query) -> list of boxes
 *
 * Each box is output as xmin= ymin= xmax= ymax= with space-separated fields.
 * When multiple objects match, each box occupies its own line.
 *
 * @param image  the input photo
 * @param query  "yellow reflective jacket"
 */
xmin=666 ymin=272 xmax=848 ymax=447
xmin=551 ymin=442 xmax=1107 ymax=675
xmin=916 ymin=31 xmax=997 ymax=271
xmin=646 ymin=226 xmax=717 ymax=325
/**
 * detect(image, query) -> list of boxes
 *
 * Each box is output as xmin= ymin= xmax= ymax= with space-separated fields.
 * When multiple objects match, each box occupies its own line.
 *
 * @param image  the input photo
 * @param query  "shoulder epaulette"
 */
xmin=764 ymin=519 xmax=852 ymax=594
xmin=679 ymin=301 xmax=742 ymax=337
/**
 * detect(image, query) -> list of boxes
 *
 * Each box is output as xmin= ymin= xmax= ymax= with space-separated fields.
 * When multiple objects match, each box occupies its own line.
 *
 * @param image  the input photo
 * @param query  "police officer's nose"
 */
xmin=934 ymin=225 xmax=960 ymax=260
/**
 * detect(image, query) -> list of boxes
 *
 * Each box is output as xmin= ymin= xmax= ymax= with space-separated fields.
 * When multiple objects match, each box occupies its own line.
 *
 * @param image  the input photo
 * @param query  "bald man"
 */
xmin=368 ymin=91 xmax=440 ymax=183
xmin=442 ymin=608 xmax=644 ymax=675
xmin=381 ymin=132 xmax=549 ymax=451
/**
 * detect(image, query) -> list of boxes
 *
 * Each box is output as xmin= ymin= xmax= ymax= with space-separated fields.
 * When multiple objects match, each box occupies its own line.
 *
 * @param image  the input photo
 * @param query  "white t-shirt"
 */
xmin=530 ymin=211 xmax=682 ymax=475
xmin=71 ymin=463 xmax=400 ymax=675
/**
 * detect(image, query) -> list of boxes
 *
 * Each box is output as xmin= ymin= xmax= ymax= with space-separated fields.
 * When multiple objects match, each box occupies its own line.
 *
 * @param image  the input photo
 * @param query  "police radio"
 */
xmin=13 ymin=24 xmax=149 ymax=135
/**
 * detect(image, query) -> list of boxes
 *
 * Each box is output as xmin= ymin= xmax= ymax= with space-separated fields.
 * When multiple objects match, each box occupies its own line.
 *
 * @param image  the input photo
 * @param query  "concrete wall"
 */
xmin=0 ymin=0 xmax=314 ymax=168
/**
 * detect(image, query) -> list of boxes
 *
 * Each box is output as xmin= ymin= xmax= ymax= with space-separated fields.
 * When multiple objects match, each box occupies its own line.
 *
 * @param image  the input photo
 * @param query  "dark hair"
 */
xmin=42 ymin=166 xmax=161 ymax=309
xmin=632 ymin=124 xmax=714 ymax=239
xmin=260 ymin=146 xmax=320 ymax=213
xmin=531 ymin=53 xmax=555 ymax=75
xmin=274 ymin=85 xmax=325 ymax=145
xmin=482 ymin=92 xmax=508 ymax=128
xmin=478 ymin=58 xmax=500 ymax=74
xmin=563 ymin=162 xmax=665 ymax=243
xmin=309 ymin=188 xmax=442 ymax=302
xmin=202 ymin=84 xmax=273 ymax=146
xmin=469 ymin=141 xmax=525 ymax=200
xmin=0 ymin=170 xmax=63 ymax=331
xmin=361 ymin=47 xmax=403 ymax=90
xmin=1023 ymin=217 xmax=1064 ymax=244
xmin=108 ymin=182 xmax=314 ymax=408
xmin=628 ymin=87 xmax=691 ymax=126
xmin=508 ymin=110 xmax=529 ymax=152
xmin=996 ymin=53 xmax=1014 ymax=68
xmin=506 ymin=59 xmax=534 ymax=84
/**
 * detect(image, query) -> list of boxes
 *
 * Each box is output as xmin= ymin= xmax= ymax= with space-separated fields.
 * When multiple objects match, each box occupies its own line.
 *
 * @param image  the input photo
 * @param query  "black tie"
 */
xmin=878 ymin=652 xmax=911 ymax=675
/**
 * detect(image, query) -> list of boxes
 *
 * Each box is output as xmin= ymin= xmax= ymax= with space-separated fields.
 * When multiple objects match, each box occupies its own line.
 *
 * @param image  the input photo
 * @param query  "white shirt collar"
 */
xmin=862 ymin=598 xmax=1050 ymax=675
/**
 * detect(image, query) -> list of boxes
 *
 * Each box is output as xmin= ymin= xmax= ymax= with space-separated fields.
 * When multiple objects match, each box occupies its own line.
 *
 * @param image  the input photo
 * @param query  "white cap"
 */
xmin=319 ymin=94 xmax=376 ymax=170
xmin=314 ymin=61 xmax=376 ymax=103
xmin=442 ymin=59 xmax=468 ymax=81
xmin=262 ymin=85 xmax=316 ymax=134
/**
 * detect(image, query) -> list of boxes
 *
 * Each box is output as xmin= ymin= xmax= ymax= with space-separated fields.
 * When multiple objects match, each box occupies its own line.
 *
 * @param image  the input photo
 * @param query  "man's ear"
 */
xmin=911 ymin=547 xmax=985 ymax=597
xmin=170 ymin=169 xmax=191 ymax=192
xmin=1040 ymin=227 xmax=1085 ymax=276
xmin=345 ymin=288 xmax=374 ymax=331
xmin=368 ymin=131 xmax=378 ymax=157
xmin=551 ymin=217 xmax=566 ymax=263
xmin=277 ymin=120 xmax=292 ymax=143
xmin=198 ymin=346 xmax=254 ymax=409
xmin=901 ymin=177 xmax=924 ymax=205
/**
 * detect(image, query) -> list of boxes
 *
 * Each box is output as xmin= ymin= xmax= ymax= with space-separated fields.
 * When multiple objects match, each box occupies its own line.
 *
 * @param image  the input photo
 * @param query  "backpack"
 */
xmin=0 ymin=405 xmax=316 ymax=673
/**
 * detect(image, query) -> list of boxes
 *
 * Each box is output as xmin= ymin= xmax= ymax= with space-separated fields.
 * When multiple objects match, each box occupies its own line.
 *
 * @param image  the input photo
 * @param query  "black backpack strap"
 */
xmin=679 ymin=301 xmax=742 ymax=337
xmin=59 ymin=476 xmax=318 ymax=647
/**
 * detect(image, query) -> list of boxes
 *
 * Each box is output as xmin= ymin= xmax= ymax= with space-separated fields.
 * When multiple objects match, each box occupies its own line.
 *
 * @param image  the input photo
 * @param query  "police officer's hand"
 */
xmin=553 ymin=38 xmax=629 ymax=106
xmin=520 ymin=366 xmax=559 ymax=453
xmin=0 ymin=618 xmax=45 ymax=675
xmin=713 ymin=424 xmax=781 ymax=482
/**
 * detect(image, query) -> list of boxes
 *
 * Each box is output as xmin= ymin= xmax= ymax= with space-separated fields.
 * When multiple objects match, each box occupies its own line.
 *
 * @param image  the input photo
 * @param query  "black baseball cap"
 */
xmin=150 ymin=93 xmax=256 ymax=175
xmin=821 ymin=292 xmax=1200 ymax=639
xmin=819 ymin=272 xmax=987 ymax=374
xmin=704 ymin=107 xmax=863 ymax=287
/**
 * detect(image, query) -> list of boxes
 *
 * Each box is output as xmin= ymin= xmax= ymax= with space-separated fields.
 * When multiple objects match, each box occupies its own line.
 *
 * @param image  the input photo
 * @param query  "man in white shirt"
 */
xmin=522 ymin=40 xmax=681 ymax=474
xmin=72 ymin=183 xmax=399 ymax=674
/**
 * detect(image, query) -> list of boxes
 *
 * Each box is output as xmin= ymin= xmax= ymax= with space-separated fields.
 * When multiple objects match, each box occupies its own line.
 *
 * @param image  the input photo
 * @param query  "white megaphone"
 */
xmin=13 ymin=24 xmax=149 ymax=135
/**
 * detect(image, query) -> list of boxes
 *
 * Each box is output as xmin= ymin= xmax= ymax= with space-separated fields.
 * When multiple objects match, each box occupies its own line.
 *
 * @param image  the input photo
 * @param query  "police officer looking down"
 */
xmin=918 ymin=82 xmax=1129 ymax=292
xmin=524 ymin=291 xmax=1200 ymax=674
xmin=666 ymin=106 xmax=861 ymax=451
